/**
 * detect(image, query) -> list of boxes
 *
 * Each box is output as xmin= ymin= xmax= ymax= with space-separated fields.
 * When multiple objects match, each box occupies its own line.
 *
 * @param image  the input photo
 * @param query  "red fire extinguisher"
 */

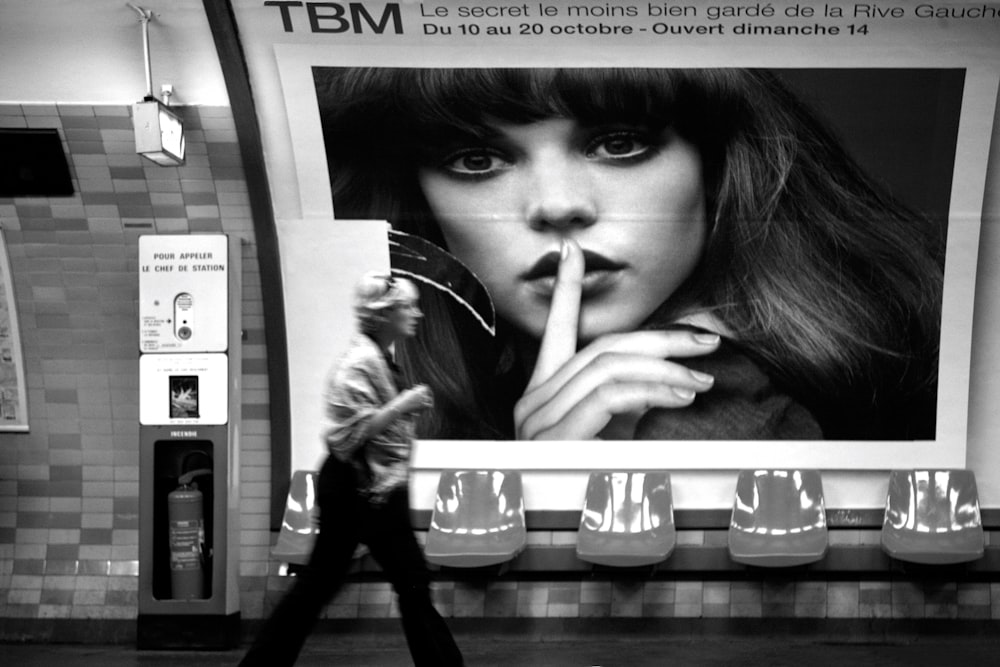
xmin=168 ymin=468 xmax=212 ymax=600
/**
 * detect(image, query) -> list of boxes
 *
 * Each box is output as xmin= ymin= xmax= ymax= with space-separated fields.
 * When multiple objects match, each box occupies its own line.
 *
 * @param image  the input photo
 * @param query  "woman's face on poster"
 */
xmin=417 ymin=117 xmax=708 ymax=343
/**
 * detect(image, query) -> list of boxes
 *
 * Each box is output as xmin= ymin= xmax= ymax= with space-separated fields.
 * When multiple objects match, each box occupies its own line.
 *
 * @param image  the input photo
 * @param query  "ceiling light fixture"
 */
xmin=128 ymin=4 xmax=185 ymax=166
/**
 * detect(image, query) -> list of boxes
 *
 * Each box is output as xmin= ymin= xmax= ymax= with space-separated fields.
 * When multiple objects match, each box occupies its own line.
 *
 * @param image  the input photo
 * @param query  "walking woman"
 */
xmin=239 ymin=272 xmax=463 ymax=666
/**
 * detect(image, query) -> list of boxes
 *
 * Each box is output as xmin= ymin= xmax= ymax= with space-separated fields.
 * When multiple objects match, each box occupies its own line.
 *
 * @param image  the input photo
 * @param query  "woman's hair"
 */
xmin=353 ymin=271 xmax=418 ymax=336
xmin=316 ymin=68 xmax=944 ymax=439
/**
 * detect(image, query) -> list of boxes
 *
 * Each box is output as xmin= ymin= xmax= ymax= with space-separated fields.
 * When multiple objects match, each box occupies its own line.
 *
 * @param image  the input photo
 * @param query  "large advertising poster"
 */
xmin=233 ymin=1 xmax=999 ymax=508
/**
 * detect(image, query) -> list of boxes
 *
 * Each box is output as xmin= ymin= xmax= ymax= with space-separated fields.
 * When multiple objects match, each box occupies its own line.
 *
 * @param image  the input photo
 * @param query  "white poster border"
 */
xmin=274 ymin=45 xmax=995 ymax=476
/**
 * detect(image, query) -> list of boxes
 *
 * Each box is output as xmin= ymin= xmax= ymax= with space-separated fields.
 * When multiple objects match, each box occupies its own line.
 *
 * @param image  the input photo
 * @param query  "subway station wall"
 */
xmin=1 ymin=103 xmax=1000 ymax=638
xmin=0 ymin=103 xmax=274 ymax=629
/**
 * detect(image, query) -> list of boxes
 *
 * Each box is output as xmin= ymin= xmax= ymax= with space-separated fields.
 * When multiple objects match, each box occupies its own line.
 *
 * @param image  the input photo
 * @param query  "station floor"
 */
xmin=4 ymin=631 xmax=1000 ymax=666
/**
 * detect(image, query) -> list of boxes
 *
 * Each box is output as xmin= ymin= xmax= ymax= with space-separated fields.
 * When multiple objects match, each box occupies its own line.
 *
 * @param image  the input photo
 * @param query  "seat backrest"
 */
xmin=431 ymin=469 xmax=525 ymax=534
xmin=426 ymin=470 xmax=527 ymax=568
xmin=281 ymin=470 xmax=318 ymax=534
xmin=580 ymin=471 xmax=673 ymax=535
xmin=730 ymin=469 xmax=827 ymax=535
xmin=884 ymin=469 xmax=982 ymax=533
xmin=270 ymin=470 xmax=319 ymax=565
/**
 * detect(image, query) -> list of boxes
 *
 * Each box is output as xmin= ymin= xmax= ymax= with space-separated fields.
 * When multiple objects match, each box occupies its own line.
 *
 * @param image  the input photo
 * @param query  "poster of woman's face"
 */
xmin=270 ymin=41 xmax=994 ymax=474
xmin=312 ymin=67 xmax=960 ymax=443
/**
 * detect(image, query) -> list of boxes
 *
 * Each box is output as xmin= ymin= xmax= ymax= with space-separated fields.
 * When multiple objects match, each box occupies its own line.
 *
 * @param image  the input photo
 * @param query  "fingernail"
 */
xmin=673 ymin=387 xmax=696 ymax=400
xmin=690 ymin=370 xmax=714 ymax=385
xmin=560 ymin=238 xmax=570 ymax=260
xmin=694 ymin=332 xmax=720 ymax=345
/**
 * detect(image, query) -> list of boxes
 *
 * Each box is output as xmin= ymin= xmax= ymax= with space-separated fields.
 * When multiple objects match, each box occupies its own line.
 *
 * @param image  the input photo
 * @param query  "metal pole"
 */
xmin=127 ymin=4 xmax=154 ymax=99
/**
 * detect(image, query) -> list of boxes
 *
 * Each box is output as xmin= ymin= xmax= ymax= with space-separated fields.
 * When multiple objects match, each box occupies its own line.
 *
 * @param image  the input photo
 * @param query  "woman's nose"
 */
xmin=523 ymin=159 xmax=597 ymax=231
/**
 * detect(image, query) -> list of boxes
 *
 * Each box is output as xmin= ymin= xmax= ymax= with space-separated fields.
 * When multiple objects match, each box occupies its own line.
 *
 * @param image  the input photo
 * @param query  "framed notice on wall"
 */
xmin=0 ymin=226 xmax=28 ymax=431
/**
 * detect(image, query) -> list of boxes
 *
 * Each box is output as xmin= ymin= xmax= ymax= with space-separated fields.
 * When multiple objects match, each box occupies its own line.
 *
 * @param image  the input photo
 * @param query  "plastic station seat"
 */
xmin=425 ymin=470 xmax=527 ymax=568
xmin=576 ymin=471 xmax=676 ymax=567
xmin=881 ymin=469 xmax=985 ymax=565
xmin=270 ymin=470 xmax=320 ymax=566
xmin=728 ymin=469 xmax=829 ymax=567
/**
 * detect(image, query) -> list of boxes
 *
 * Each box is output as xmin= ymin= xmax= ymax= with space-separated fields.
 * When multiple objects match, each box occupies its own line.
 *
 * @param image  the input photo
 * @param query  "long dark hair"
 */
xmin=315 ymin=68 xmax=944 ymax=439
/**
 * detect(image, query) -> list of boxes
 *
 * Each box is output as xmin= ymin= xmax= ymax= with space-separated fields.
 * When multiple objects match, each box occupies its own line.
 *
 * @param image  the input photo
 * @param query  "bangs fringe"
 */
xmin=373 ymin=68 xmax=719 ymax=138
xmin=316 ymin=67 xmax=758 ymax=175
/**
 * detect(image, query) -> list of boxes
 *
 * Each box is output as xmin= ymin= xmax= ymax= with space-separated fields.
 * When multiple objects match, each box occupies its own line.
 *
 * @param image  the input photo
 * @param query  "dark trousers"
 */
xmin=239 ymin=456 xmax=463 ymax=666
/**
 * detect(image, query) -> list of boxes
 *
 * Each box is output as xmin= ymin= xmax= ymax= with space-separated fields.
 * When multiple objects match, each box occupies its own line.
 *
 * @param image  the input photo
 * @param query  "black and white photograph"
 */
xmin=313 ymin=66 xmax=961 ymax=443
xmin=4 ymin=1 xmax=1000 ymax=664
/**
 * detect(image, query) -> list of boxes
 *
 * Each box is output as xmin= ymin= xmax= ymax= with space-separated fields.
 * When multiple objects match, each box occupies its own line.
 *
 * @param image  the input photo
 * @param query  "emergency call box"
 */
xmin=140 ymin=353 xmax=229 ymax=426
xmin=139 ymin=235 xmax=230 ymax=353
xmin=138 ymin=233 xmax=241 ymax=649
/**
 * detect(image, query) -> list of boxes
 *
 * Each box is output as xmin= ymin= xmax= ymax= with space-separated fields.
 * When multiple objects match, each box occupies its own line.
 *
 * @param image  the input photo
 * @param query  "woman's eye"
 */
xmin=440 ymin=150 xmax=510 ymax=176
xmin=587 ymin=132 xmax=652 ymax=161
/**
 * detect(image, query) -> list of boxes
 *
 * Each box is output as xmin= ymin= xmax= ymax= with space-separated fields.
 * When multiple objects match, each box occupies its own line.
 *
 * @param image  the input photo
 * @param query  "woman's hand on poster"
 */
xmin=394 ymin=384 xmax=434 ymax=415
xmin=514 ymin=238 xmax=720 ymax=440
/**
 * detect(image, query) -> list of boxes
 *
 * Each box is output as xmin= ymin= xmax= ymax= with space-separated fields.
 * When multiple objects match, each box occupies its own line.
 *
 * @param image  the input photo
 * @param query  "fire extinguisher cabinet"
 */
xmin=137 ymin=235 xmax=242 ymax=649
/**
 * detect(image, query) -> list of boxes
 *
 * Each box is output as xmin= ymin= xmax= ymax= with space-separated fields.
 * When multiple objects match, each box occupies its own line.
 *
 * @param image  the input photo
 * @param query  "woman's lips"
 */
xmin=522 ymin=249 xmax=626 ymax=298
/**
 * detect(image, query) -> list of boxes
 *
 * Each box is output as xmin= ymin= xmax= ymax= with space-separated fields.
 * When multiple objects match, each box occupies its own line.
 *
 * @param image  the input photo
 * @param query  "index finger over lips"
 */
xmin=528 ymin=238 xmax=585 ymax=388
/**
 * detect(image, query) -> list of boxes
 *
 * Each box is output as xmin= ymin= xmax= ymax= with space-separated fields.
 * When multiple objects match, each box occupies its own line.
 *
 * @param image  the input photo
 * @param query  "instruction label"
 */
xmin=139 ymin=235 xmax=230 ymax=353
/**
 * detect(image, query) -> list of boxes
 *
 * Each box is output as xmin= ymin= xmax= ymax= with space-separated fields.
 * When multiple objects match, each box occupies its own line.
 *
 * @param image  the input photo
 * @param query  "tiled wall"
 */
xmin=250 ymin=527 xmax=1000 ymax=622
xmin=0 ymin=103 xmax=270 ymax=628
xmin=282 ymin=578 xmax=1000 ymax=621
xmin=1 ymin=103 xmax=999 ymax=642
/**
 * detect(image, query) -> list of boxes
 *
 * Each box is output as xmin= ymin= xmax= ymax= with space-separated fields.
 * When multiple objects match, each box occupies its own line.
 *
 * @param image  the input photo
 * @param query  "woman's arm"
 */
xmin=326 ymin=342 xmax=434 ymax=456
xmin=357 ymin=384 xmax=433 ymax=442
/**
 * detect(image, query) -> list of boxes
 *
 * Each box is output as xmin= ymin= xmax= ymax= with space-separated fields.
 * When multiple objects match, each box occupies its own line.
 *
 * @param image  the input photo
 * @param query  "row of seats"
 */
xmin=271 ymin=469 xmax=986 ymax=570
